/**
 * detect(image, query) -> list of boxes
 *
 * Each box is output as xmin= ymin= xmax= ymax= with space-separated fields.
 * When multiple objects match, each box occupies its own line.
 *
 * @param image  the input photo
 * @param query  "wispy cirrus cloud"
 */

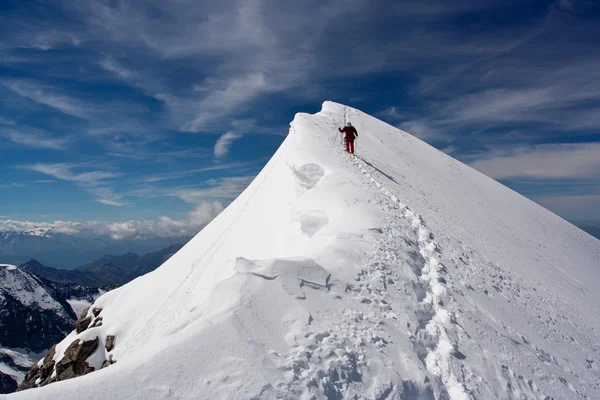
xmin=2 ymin=80 xmax=92 ymax=120
xmin=170 ymin=176 xmax=256 ymax=204
xmin=1 ymin=127 xmax=70 ymax=150
xmin=468 ymin=143 xmax=600 ymax=180
xmin=23 ymin=163 xmax=119 ymax=183
xmin=142 ymin=162 xmax=253 ymax=183
xmin=214 ymin=131 xmax=243 ymax=158
xmin=20 ymin=163 xmax=125 ymax=206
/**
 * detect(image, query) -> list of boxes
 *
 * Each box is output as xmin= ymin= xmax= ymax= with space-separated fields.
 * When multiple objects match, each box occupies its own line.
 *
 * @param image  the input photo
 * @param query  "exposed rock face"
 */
xmin=17 ymin=306 xmax=114 ymax=392
xmin=57 ymin=337 xmax=99 ymax=377
xmin=75 ymin=306 xmax=92 ymax=333
xmin=105 ymin=335 xmax=115 ymax=352
xmin=101 ymin=355 xmax=116 ymax=369
xmin=18 ymin=337 xmax=99 ymax=390
xmin=0 ymin=264 xmax=100 ymax=394
xmin=0 ymin=372 xmax=18 ymax=394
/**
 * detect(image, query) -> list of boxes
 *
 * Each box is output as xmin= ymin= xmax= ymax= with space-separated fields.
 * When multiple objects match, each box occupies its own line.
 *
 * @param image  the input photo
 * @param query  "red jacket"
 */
xmin=339 ymin=126 xmax=358 ymax=141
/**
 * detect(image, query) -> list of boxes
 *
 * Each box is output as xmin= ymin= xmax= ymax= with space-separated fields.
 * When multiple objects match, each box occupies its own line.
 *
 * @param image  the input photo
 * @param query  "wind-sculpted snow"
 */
xmin=10 ymin=102 xmax=600 ymax=400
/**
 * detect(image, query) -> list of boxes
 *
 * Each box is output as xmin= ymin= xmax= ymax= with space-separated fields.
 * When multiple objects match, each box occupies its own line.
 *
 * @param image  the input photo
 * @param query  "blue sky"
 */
xmin=1 ymin=0 xmax=599 ymax=235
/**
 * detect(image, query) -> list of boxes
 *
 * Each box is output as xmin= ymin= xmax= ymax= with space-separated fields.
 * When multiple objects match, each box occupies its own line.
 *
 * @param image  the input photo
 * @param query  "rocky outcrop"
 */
xmin=75 ymin=306 xmax=92 ymax=333
xmin=55 ymin=337 xmax=99 ymax=377
xmin=105 ymin=335 xmax=115 ymax=352
xmin=101 ymin=354 xmax=116 ymax=369
xmin=17 ymin=306 xmax=116 ymax=392
xmin=18 ymin=337 xmax=99 ymax=390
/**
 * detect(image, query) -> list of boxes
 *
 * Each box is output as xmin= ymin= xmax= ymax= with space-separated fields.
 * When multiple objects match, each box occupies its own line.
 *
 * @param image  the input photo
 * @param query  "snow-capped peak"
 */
xmin=10 ymin=102 xmax=600 ymax=400
xmin=0 ymin=264 xmax=17 ymax=271
xmin=0 ymin=265 xmax=64 ymax=312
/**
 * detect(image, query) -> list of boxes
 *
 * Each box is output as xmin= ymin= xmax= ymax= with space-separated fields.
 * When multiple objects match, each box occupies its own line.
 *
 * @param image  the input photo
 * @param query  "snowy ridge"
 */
xmin=9 ymin=102 xmax=600 ymax=400
xmin=0 ymin=265 xmax=64 ymax=312
xmin=352 ymin=153 xmax=469 ymax=400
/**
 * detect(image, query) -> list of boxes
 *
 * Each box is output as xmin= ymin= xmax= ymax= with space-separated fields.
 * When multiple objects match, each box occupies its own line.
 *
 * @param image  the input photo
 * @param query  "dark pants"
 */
xmin=345 ymin=138 xmax=355 ymax=154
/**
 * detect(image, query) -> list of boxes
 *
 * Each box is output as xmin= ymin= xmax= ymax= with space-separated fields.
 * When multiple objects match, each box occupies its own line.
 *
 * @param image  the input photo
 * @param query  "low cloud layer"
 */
xmin=0 ymin=201 xmax=224 ymax=240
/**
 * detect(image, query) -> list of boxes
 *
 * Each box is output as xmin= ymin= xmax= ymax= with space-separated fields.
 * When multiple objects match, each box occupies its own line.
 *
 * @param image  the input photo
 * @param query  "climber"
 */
xmin=339 ymin=122 xmax=358 ymax=155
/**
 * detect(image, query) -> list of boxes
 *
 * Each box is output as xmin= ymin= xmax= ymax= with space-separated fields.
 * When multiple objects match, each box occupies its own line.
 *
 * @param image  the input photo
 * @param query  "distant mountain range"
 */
xmin=0 ymin=264 xmax=105 ymax=394
xmin=0 ymin=229 xmax=190 ymax=269
xmin=0 ymin=243 xmax=182 ymax=393
xmin=20 ymin=244 xmax=183 ymax=287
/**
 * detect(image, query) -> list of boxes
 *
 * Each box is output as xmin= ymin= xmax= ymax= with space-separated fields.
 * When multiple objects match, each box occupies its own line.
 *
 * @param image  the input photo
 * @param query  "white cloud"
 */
xmin=97 ymin=198 xmax=126 ymax=207
xmin=20 ymin=163 xmax=124 ymax=206
xmin=23 ymin=163 xmax=119 ymax=183
xmin=153 ymin=201 xmax=225 ymax=238
xmin=468 ymin=143 xmax=600 ymax=180
xmin=1 ymin=128 xmax=69 ymax=150
xmin=379 ymin=107 xmax=401 ymax=120
xmin=172 ymin=176 xmax=256 ymax=203
xmin=442 ymin=88 xmax=554 ymax=124
xmin=2 ymin=80 xmax=91 ymax=119
xmin=0 ymin=201 xmax=224 ymax=239
xmin=532 ymin=193 xmax=600 ymax=222
xmin=398 ymin=120 xmax=446 ymax=142
xmin=99 ymin=58 xmax=136 ymax=80
xmin=142 ymin=162 xmax=252 ymax=183
xmin=214 ymin=131 xmax=243 ymax=158
xmin=183 ymin=73 xmax=268 ymax=132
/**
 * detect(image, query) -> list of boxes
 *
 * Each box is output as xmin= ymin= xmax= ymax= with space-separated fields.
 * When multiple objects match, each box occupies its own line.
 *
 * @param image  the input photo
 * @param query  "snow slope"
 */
xmin=0 ymin=265 xmax=65 ymax=312
xmin=9 ymin=102 xmax=600 ymax=400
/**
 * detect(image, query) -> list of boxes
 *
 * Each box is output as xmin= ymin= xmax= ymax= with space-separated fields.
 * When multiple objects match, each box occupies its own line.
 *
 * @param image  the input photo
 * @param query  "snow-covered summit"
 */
xmin=10 ymin=102 xmax=600 ymax=399
xmin=0 ymin=264 xmax=64 ymax=312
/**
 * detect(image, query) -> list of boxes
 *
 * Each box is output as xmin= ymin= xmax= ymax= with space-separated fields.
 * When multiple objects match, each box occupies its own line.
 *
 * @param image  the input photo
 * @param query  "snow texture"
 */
xmin=8 ymin=102 xmax=600 ymax=400
xmin=0 ymin=265 xmax=64 ymax=312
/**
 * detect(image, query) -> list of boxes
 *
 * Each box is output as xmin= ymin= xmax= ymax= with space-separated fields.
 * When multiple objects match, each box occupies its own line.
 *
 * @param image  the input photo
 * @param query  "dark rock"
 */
xmin=101 ymin=355 xmax=116 ymax=369
xmin=43 ymin=344 xmax=56 ymax=365
xmin=63 ymin=339 xmax=82 ymax=362
xmin=75 ymin=316 xmax=92 ymax=333
xmin=52 ymin=337 xmax=99 ymax=382
xmin=72 ymin=337 xmax=99 ymax=375
xmin=23 ymin=362 xmax=40 ymax=383
xmin=105 ymin=335 xmax=115 ymax=352
xmin=0 ymin=290 xmax=73 ymax=353
xmin=92 ymin=307 xmax=102 ymax=317
xmin=78 ymin=306 xmax=91 ymax=320
xmin=57 ymin=365 xmax=77 ymax=381
xmin=0 ymin=371 xmax=18 ymax=394
xmin=17 ymin=363 xmax=40 ymax=392
xmin=39 ymin=360 xmax=55 ymax=381
xmin=91 ymin=316 xmax=103 ymax=328
xmin=55 ymin=356 xmax=74 ymax=378
xmin=55 ymin=339 xmax=80 ymax=376
xmin=78 ymin=337 xmax=100 ymax=361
